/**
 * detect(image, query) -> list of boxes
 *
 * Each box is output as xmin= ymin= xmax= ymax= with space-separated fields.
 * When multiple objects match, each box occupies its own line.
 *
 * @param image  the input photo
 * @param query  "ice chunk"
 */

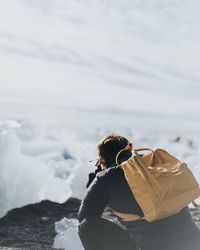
xmin=0 ymin=121 xmax=75 ymax=218
xmin=54 ymin=218 xmax=83 ymax=250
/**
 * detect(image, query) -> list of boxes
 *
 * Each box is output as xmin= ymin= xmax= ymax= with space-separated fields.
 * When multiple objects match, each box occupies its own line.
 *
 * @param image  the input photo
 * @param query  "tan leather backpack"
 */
xmin=114 ymin=145 xmax=200 ymax=222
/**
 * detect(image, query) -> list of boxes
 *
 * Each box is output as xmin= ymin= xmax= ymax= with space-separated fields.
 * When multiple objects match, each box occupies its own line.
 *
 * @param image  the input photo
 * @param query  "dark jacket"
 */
xmin=78 ymin=166 xmax=200 ymax=250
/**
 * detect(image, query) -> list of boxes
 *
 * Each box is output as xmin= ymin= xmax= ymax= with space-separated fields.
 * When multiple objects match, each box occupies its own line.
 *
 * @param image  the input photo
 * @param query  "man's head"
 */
xmin=97 ymin=134 xmax=132 ymax=168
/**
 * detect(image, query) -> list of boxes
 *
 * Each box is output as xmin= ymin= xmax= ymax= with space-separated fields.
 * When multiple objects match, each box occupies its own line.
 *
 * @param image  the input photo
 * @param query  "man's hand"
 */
xmin=86 ymin=162 xmax=102 ymax=188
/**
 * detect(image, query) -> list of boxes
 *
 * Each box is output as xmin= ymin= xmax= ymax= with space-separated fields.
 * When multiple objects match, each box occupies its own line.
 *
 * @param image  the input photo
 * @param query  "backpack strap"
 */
xmin=115 ymin=143 xmax=154 ymax=166
xmin=111 ymin=209 xmax=144 ymax=221
xmin=192 ymin=200 xmax=200 ymax=208
xmin=115 ymin=142 xmax=133 ymax=166
xmin=134 ymin=148 xmax=154 ymax=154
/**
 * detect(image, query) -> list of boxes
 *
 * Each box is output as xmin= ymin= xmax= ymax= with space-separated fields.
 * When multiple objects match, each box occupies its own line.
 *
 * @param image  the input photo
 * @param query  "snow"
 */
xmin=0 ymin=0 xmax=200 ymax=249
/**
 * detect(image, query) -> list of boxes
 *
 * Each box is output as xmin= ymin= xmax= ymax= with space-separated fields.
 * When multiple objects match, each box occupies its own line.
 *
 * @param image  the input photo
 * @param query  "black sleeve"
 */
xmin=78 ymin=171 xmax=109 ymax=223
xmin=86 ymin=166 xmax=102 ymax=188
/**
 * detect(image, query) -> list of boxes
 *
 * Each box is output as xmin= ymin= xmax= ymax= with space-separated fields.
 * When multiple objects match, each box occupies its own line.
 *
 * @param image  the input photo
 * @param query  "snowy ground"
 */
xmin=0 ymin=0 xmax=200 ymax=249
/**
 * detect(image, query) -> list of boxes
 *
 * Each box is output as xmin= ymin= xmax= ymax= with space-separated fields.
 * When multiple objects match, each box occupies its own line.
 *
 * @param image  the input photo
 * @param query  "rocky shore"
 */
xmin=0 ymin=198 xmax=199 ymax=250
xmin=0 ymin=198 xmax=81 ymax=250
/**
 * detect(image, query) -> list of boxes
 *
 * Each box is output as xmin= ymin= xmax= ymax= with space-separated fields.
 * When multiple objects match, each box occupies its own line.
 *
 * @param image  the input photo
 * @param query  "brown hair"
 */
xmin=97 ymin=134 xmax=132 ymax=168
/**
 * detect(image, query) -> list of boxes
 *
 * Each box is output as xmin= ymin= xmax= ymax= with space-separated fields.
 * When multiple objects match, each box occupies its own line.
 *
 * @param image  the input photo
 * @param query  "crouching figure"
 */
xmin=78 ymin=134 xmax=200 ymax=250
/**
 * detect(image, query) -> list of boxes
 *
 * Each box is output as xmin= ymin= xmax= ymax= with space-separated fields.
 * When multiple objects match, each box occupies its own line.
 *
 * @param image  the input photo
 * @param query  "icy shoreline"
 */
xmin=0 ymin=0 xmax=200 ymax=249
xmin=0 ymin=198 xmax=200 ymax=250
xmin=1 ymin=118 xmax=200 ymax=218
xmin=0 ymin=197 xmax=199 ymax=250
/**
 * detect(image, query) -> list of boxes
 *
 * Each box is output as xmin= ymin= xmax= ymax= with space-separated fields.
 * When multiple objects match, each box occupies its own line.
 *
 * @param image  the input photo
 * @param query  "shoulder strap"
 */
xmin=192 ymin=200 xmax=200 ymax=208
xmin=115 ymin=144 xmax=154 ymax=166
xmin=111 ymin=209 xmax=144 ymax=221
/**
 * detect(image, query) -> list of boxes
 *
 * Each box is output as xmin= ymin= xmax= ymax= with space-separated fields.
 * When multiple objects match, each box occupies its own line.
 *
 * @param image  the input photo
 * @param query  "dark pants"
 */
xmin=78 ymin=215 xmax=200 ymax=250
xmin=78 ymin=217 xmax=138 ymax=250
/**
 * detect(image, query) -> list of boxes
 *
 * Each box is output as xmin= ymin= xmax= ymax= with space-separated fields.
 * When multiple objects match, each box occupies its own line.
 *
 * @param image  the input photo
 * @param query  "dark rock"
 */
xmin=0 ymin=197 xmax=81 ymax=249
